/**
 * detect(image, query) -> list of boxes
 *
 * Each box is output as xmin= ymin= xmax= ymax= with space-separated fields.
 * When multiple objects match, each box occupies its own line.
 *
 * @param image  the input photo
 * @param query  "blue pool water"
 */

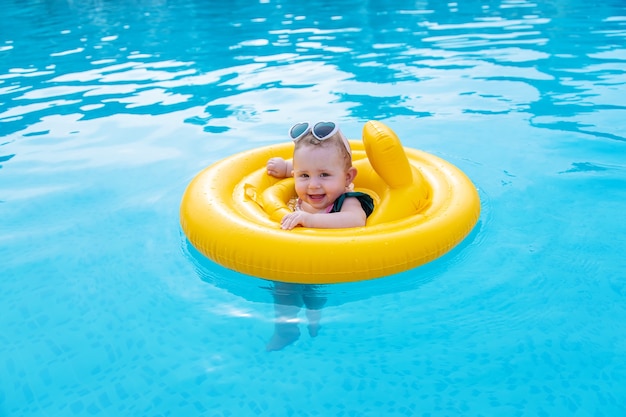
xmin=2 ymin=0 xmax=626 ymax=415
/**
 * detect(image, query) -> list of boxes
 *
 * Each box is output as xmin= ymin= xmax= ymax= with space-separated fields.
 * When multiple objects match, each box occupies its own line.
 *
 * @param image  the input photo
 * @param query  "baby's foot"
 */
xmin=266 ymin=325 xmax=300 ymax=351
xmin=305 ymin=309 xmax=322 ymax=338
xmin=307 ymin=323 xmax=320 ymax=338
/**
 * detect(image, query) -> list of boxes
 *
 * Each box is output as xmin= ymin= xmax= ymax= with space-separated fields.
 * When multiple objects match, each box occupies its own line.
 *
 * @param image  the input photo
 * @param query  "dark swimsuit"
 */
xmin=329 ymin=192 xmax=375 ymax=217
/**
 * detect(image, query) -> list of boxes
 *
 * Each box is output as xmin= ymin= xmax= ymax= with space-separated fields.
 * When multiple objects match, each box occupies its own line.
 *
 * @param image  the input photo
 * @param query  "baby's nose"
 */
xmin=309 ymin=177 xmax=322 ymax=188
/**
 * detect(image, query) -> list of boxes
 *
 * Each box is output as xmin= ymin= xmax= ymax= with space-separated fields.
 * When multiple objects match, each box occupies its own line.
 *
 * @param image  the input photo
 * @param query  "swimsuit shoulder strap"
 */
xmin=330 ymin=192 xmax=375 ymax=217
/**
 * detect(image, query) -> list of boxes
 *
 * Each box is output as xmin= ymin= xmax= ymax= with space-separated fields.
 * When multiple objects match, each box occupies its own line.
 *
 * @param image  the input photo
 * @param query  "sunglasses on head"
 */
xmin=289 ymin=121 xmax=351 ymax=155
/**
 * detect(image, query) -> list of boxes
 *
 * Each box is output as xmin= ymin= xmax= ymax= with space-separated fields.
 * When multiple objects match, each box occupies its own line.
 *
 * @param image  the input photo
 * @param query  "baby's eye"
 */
xmin=299 ymin=173 xmax=310 ymax=178
xmin=320 ymin=172 xmax=331 ymax=177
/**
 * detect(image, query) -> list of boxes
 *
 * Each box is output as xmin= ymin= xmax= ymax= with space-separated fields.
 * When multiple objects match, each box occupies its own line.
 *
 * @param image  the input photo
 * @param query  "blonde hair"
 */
xmin=293 ymin=131 xmax=352 ymax=170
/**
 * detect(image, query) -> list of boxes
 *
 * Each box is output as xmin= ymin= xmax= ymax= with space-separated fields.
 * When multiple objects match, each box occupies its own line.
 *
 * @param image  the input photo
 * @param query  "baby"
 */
xmin=267 ymin=121 xmax=374 ymax=229
xmin=264 ymin=122 xmax=374 ymax=351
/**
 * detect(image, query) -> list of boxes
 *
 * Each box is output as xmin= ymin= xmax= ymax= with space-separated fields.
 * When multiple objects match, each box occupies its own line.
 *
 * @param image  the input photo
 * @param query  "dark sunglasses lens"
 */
xmin=313 ymin=122 xmax=336 ymax=139
xmin=290 ymin=122 xmax=309 ymax=139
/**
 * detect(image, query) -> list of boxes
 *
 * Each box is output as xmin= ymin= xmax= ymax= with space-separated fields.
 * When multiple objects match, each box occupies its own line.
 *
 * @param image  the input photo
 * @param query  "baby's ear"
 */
xmin=346 ymin=166 xmax=357 ymax=184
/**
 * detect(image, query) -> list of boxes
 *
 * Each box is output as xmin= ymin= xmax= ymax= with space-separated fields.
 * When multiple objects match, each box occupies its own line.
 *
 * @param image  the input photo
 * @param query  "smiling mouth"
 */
xmin=308 ymin=194 xmax=325 ymax=202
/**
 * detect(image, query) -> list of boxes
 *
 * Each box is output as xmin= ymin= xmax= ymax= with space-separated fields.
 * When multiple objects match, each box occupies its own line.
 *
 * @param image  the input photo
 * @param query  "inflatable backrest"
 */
xmin=363 ymin=120 xmax=413 ymax=188
xmin=362 ymin=121 xmax=429 ymax=225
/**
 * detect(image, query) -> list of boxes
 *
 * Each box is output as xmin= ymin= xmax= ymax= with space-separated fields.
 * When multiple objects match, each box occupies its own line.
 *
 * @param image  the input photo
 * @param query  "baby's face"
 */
xmin=292 ymin=145 xmax=351 ymax=212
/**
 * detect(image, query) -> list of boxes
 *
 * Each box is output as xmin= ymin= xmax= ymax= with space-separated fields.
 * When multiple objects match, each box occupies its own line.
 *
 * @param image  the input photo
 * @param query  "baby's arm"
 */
xmin=281 ymin=197 xmax=367 ymax=230
xmin=267 ymin=157 xmax=293 ymax=178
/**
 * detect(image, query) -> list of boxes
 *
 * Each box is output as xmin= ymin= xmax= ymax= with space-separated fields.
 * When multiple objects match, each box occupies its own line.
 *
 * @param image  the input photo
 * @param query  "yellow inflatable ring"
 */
xmin=180 ymin=121 xmax=480 ymax=284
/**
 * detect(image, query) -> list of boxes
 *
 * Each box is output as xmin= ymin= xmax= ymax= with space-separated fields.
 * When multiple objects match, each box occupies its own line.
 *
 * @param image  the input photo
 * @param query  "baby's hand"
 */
xmin=267 ymin=157 xmax=289 ymax=178
xmin=281 ymin=211 xmax=311 ymax=230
